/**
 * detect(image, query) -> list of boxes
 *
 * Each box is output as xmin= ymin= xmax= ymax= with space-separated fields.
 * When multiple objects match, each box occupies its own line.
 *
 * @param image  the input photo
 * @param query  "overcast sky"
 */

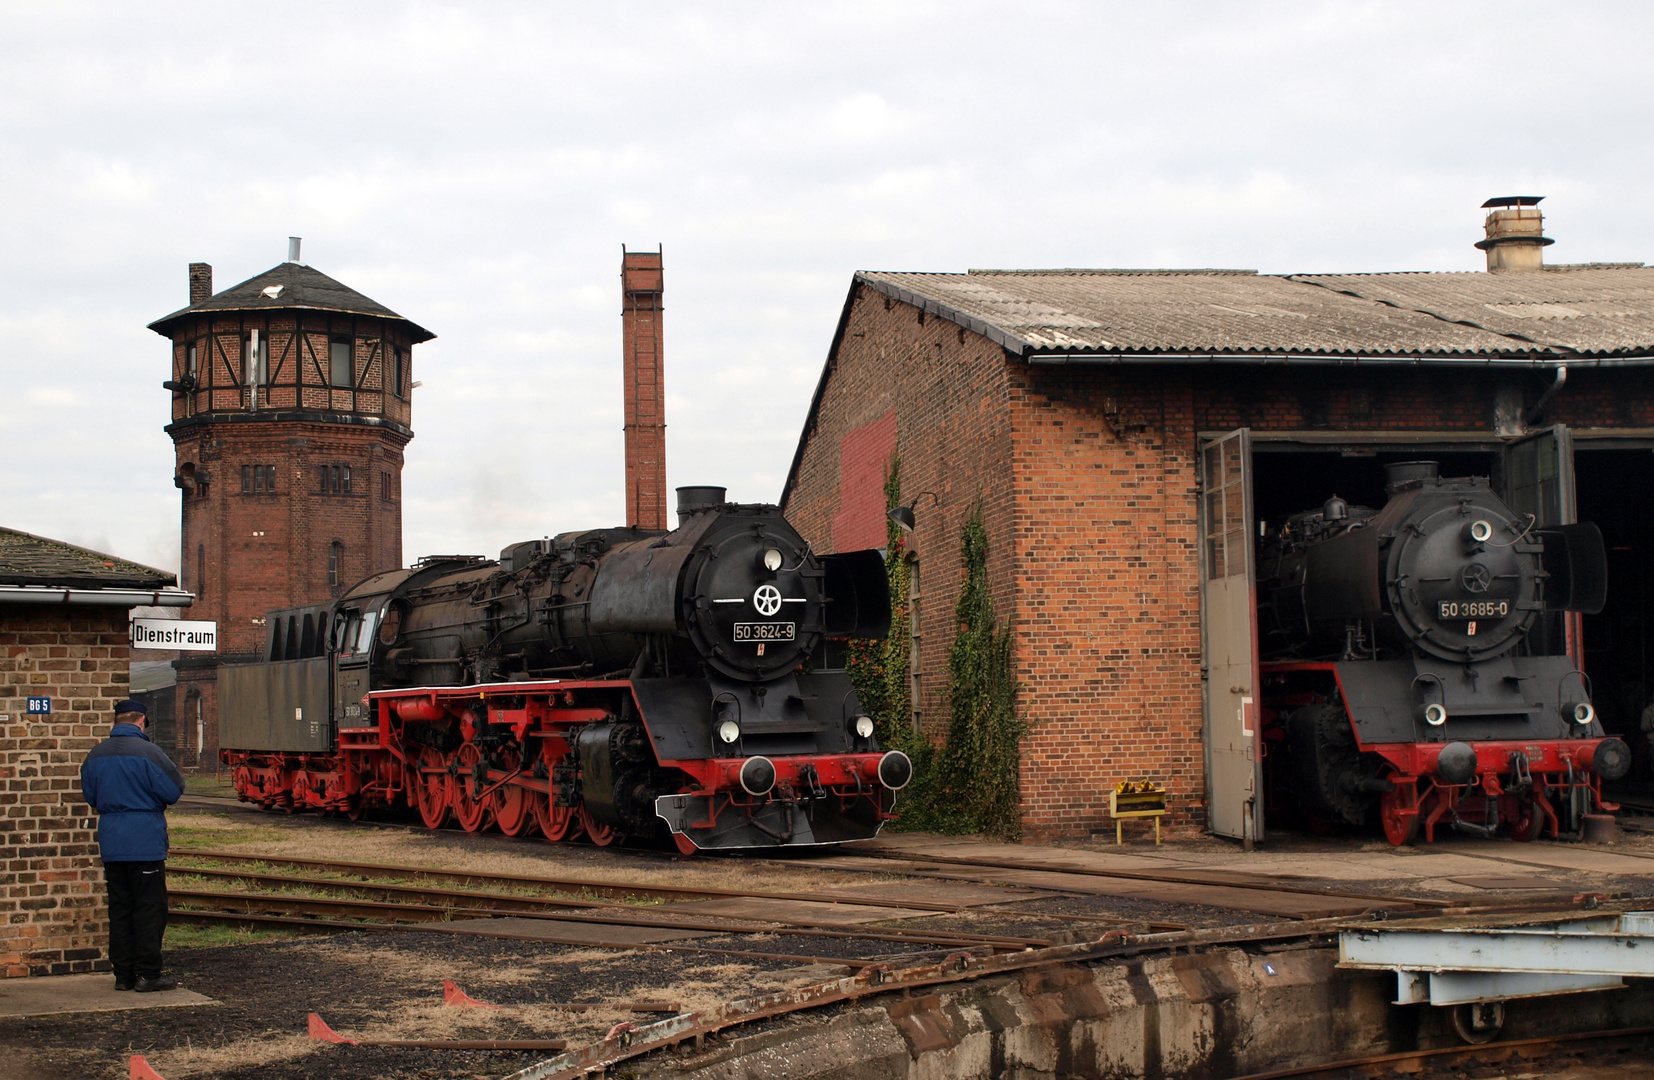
xmin=3 ymin=1 xmax=1651 ymax=575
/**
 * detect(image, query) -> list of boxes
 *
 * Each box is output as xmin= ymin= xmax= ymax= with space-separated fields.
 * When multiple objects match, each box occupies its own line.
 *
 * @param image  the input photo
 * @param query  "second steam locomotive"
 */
xmin=220 ymin=486 xmax=910 ymax=851
xmin=1257 ymin=461 xmax=1630 ymax=844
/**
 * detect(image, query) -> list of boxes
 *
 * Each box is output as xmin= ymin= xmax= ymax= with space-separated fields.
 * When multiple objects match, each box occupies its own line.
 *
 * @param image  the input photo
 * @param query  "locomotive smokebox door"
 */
xmin=1200 ymin=429 xmax=1264 ymax=844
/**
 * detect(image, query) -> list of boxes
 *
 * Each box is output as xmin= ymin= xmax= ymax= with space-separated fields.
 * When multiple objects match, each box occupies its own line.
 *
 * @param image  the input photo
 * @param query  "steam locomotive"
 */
xmin=1257 ymin=461 xmax=1631 ymax=844
xmin=219 ymin=487 xmax=911 ymax=851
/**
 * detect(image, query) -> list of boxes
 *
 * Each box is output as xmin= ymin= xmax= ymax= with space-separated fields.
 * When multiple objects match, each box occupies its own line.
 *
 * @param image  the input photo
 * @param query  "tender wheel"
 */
xmin=491 ymin=749 xmax=538 ymax=838
xmin=413 ymin=747 xmax=451 ymax=830
xmin=579 ymin=804 xmax=616 ymax=847
xmin=450 ymin=744 xmax=495 ymax=833
xmin=535 ymin=792 xmax=575 ymax=842
xmin=345 ymin=797 xmax=365 ymax=822
xmin=1380 ymin=787 xmax=1419 ymax=846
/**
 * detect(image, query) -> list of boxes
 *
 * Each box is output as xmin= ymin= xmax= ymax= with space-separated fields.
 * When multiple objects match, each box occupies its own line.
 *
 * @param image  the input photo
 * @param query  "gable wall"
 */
xmin=786 ymin=285 xmax=1017 ymax=740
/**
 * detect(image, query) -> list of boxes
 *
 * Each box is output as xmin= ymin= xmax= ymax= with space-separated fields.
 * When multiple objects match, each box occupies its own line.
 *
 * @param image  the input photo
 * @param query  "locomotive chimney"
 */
xmin=676 ymin=485 xmax=727 ymax=523
xmin=1476 ymin=196 xmax=1553 ymax=271
xmin=621 ymin=247 xmax=668 ymax=531
xmin=1384 ymin=460 xmax=1439 ymax=497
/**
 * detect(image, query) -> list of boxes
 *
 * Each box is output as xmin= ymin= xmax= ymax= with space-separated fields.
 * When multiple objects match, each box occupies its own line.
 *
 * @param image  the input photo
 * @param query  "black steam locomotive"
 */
xmin=1256 ymin=462 xmax=1630 ymax=843
xmin=220 ymin=487 xmax=911 ymax=851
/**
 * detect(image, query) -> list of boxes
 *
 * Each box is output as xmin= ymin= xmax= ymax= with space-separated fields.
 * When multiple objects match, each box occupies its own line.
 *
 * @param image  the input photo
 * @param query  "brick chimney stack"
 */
xmin=621 ymin=248 xmax=667 ymax=531
xmin=188 ymin=262 xmax=212 ymax=305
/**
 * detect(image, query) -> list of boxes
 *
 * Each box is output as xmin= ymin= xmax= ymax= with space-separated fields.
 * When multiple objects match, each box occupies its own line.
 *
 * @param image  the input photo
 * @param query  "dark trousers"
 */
xmin=104 ymin=860 xmax=167 ymax=980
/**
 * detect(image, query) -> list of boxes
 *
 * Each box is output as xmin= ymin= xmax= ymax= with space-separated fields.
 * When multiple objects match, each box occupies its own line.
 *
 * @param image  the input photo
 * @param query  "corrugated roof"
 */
xmin=148 ymin=263 xmax=435 ymax=342
xmin=856 ymin=265 xmax=1654 ymax=363
xmin=1292 ymin=266 xmax=1654 ymax=358
xmin=0 ymin=528 xmax=177 ymax=589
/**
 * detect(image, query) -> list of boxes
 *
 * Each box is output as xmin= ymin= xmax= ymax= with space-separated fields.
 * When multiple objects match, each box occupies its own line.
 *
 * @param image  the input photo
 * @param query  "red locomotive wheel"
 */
xmin=450 ymin=744 xmax=495 ymax=833
xmin=413 ymin=747 xmax=451 ymax=830
xmin=578 ymin=804 xmax=617 ymax=847
xmin=1505 ymin=795 xmax=1539 ymax=842
xmin=491 ymin=749 xmax=537 ymax=838
xmin=1379 ymin=788 xmax=1419 ymax=846
xmin=672 ymin=830 xmax=699 ymax=856
xmin=535 ymin=792 xmax=575 ymax=842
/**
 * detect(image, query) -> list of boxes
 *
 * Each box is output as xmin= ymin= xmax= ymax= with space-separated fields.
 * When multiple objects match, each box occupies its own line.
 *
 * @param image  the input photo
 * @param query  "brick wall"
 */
xmin=0 ymin=604 xmax=131 ymax=977
xmin=786 ymin=285 xmax=1654 ymax=841
xmin=786 ymin=283 xmax=1018 ymax=755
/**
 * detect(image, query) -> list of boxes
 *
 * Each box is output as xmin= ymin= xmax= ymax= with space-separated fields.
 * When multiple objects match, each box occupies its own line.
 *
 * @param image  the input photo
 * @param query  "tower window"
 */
xmin=322 ymin=463 xmax=352 ymax=495
xmin=328 ymin=540 xmax=343 ymax=591
xmin=330 ymin=337 xmax=353 ymax=388
xmin=381 ymin=471 xmax=393 ymax=501
xmin=241 ymin=464 xmax=277 ymax=493
xmin=390 ymin=345 xmax=403 ymax=395
xmin=186 ymin=341 xmax=198 ymax=378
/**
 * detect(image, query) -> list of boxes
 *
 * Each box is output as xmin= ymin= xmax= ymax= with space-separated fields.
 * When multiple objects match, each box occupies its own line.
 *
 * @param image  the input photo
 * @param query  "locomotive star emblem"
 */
xmin=753 ymin=584 xmax=783 ymax=616
xmin=1461 ymin=562 xmax=1492 ymax=594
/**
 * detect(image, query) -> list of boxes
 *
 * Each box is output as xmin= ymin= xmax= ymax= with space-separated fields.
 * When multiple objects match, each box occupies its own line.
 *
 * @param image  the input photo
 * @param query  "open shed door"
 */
xmin=1503 ymin=425 xmax=1580 ymax=664
xmin=1200 ymin=429 xmax=1263 ymax=843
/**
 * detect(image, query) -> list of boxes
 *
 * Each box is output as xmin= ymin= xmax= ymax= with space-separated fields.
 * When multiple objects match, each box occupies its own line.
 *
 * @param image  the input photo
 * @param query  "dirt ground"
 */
xmin=9 ymin=799 xmax=1654 ymax=1080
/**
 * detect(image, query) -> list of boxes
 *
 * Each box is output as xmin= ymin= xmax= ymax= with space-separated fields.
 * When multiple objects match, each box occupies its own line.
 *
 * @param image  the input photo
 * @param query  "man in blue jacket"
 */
xmin=80 ymin=699 xmax=185 ymax=992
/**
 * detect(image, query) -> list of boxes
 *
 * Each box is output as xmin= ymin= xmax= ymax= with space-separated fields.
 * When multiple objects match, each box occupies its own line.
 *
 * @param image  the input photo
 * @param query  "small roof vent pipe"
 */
xmin=1476 ymin=196 xmax=1552 ymax=271
xmin=287 ymin=237 xmax=302 ymax=264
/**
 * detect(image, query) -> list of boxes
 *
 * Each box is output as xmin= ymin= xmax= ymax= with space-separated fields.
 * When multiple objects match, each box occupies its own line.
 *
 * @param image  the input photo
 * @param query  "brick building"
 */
xmin=782 ymin=200 xmax=1654 ymax=842
xmin=0 ymin=528 xmax=189 ymax=977
xmin=148 ymin=242 xmax=433 ymax=762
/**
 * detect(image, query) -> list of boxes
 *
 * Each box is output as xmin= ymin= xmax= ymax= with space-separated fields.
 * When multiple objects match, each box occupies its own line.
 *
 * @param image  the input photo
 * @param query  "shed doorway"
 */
xmin=1575 ymin=448 xmax=1654 ymax=786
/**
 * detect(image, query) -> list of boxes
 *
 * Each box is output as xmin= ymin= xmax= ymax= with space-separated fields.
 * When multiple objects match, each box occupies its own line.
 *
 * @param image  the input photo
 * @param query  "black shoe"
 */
xmin=134 ymin=975 xmax=178 ymax=993
xmin=114 ymin=978 xmax=135 ymax=992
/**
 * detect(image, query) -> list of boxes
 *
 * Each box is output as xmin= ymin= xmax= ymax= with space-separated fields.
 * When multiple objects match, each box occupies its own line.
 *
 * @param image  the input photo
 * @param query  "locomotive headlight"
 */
xmin=1424 ymin=703 xmax=1448 ymax=727
xmin=853 ymin=714 xmax=875 ymax=739
xmin=763 ymin=548 xmax=783 ymax=572
xmin=1570 ymin=701 xmax=1596 ymax=726
xmin=717 ymin=719 xmax=742 ymax=744
xmin=1470 ymin=520 xmax=1493 ymax=543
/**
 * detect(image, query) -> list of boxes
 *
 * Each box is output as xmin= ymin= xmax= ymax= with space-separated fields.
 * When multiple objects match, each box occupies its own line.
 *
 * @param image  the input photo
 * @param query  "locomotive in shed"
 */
xmin=1256 ymin=461 xmax=1631 ymax=844
xmin=218 ymin=486 xmax=911 ymax=851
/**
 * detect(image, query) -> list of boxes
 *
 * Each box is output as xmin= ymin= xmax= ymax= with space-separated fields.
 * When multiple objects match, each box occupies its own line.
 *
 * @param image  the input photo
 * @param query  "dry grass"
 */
xmin=144 ymin=1034 xmax=319 ymax=1080
xmin=167 ymin=809 xmax=892 ymax=897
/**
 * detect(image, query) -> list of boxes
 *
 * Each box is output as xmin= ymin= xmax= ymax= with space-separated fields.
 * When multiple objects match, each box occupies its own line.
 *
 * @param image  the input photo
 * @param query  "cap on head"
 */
xmin=113 ymin=699 xmax=148 ymax=717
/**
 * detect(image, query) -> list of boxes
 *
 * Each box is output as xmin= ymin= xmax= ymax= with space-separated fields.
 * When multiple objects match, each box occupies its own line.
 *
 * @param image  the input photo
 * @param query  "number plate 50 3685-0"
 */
xmin=734 ymin=622 xmax=795 ymax=642
xmin=1437 ymin=600 xmax=1509 ymax=620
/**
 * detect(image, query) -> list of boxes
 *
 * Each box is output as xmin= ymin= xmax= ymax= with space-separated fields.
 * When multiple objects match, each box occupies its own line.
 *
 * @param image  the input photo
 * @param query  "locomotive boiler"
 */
xmin=219 ymin=487 xmax=911 ymax=851
xmin=1256 ymin=461 xmax=1630 ymax=844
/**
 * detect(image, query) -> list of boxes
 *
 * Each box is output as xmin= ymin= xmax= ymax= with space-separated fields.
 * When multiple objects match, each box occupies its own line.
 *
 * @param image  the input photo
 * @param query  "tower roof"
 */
xmin=148 ymin=262 xmax=435 ymax=343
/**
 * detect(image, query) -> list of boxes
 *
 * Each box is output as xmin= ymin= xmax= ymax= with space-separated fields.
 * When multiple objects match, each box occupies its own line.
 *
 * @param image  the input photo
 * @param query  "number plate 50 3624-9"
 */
xmin=734 ymin=622 xmax=795 ymax=642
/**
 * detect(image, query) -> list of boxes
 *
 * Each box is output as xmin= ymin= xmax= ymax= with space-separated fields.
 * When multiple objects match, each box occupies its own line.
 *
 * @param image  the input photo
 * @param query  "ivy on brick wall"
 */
xmin=844 ymin=460 xmax=1023 ymax=837
xmin=937 ymin=501 xmax=1025 ymax=839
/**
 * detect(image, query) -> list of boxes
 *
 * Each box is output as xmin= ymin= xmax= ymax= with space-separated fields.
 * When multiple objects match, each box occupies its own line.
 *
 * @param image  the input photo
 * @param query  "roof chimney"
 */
xmin=621 ymin=247 xmax=667 ymax=531
xmin=188 ymin=262 xmax=212 ymax=306
xmin=287 ymin=237 xmax=302 ymax=264
xmin=1476 ymin=196 xmax=1552 ymax=271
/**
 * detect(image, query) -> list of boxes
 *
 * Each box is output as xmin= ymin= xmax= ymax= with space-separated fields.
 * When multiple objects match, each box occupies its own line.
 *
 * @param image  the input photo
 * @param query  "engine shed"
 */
xmin=780 ymin=200 xmax=1654 ymax=842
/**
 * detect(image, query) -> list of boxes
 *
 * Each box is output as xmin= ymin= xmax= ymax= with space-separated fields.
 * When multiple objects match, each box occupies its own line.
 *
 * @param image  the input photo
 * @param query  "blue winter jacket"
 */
xmin=80 ymin=723 xmax=185 ymax=862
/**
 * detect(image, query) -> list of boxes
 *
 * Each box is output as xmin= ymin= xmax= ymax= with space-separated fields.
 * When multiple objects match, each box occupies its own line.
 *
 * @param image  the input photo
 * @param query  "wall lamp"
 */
xmin=886 ymin=491 xmax=939 ymax=533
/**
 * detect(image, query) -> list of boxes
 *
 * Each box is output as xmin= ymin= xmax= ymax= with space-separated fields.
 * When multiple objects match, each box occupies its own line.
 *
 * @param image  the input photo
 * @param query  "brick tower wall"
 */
xmin=0 ymin=605 xmax=132 ymax=977
xmin=621 ymin=251 xmax=667 ymax=531
xmin=163 ymin=303 xmax=414 ymax=763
